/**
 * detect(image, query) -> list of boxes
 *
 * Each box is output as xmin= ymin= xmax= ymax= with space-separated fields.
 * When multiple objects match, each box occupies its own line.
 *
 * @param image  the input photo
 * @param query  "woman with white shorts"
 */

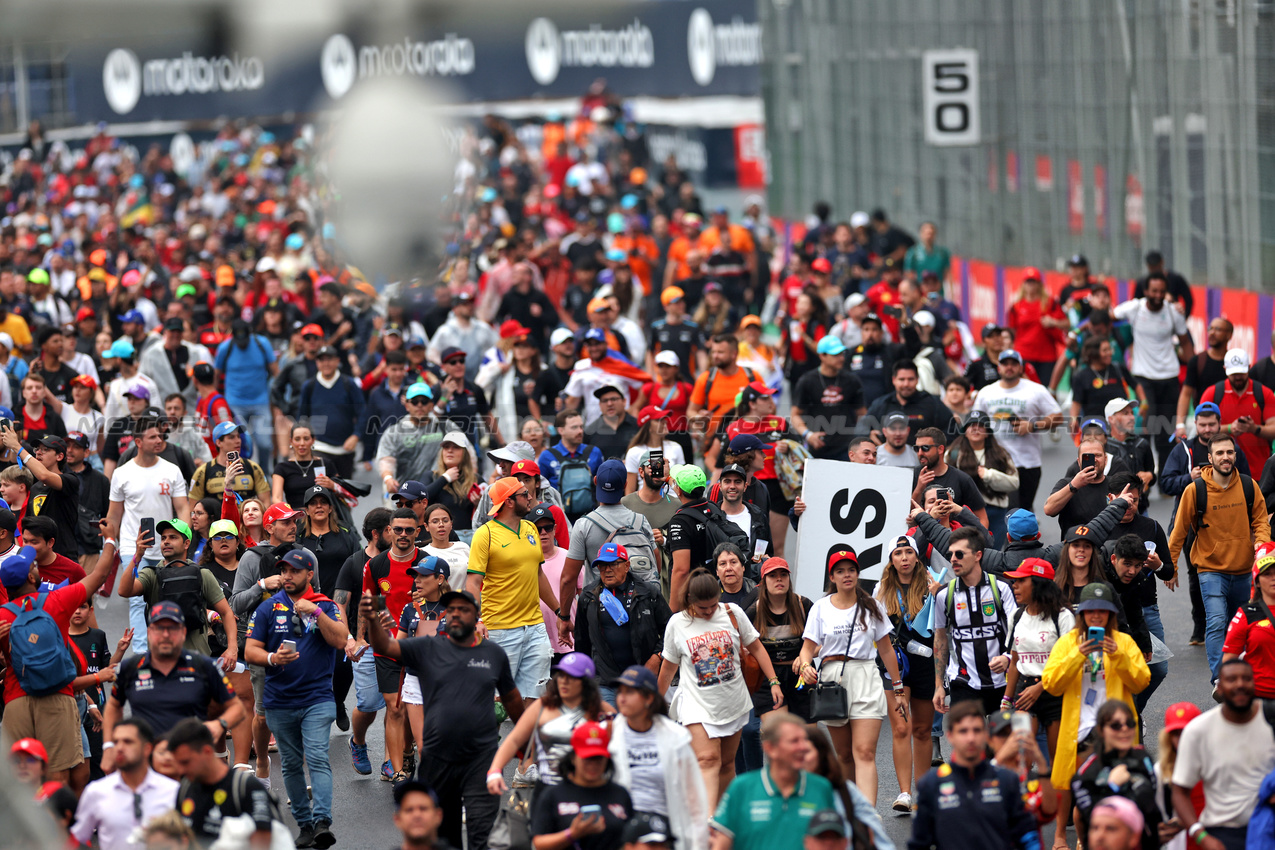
xmin=658 ymin=568 xmax=784 ymax=806
xmin=796 ymin=546 xmax=907 ymax=806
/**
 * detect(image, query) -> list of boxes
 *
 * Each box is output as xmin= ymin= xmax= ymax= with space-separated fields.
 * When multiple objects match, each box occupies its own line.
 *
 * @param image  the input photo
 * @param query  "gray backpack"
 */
xmin=583 ymin=507 xmax=658 ymax=584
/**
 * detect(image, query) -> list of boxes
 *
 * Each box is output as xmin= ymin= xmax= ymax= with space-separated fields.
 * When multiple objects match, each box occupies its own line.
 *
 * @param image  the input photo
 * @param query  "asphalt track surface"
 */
xmin=93 ymin=430 xmax=1213 ymax=849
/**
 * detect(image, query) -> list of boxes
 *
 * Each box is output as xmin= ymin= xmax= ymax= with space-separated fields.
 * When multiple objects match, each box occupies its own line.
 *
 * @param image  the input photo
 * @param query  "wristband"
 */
xmin=102 ymin=742 xmax=115 ymax=750
xmin=1068 ymin=483 xmax=1078 ymax=494
xmin=1188 ymin=824 xmax=1206 ymax=839
xmin=267 ymin=652 xmax=276 ymax=667
xmin=104 ymin=538 xmax=117 ymax=550
xmin=93 ymin=672 xmax=100 ymax=685
xmin=768 ymin=678 xmax=780 ymax=687
xmin=486 ymin=772 xmax=502 ymax=782
xmin=258 ymin=579 xmax=267 ymax=590
xmin=1193 ymin=830 xmax=1210 ymax=846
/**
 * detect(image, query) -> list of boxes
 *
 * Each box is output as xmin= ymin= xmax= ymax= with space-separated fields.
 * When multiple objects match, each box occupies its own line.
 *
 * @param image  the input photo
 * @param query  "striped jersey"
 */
xmin=933 ymin=573 xmax=1018 ymax=690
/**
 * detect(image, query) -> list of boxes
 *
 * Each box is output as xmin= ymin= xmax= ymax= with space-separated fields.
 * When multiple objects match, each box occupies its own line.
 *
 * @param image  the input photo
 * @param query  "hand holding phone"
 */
xmin=139 ymin=517 xmax=156 ymax=549
xmin=1086 ymin=626 xmax=1106 ymax=653
xmin=279 ymin=639 xmax=298 ymax=654
xmin=1081 ymin=453 xmax=1096 ymax=470
xmin=226 ymin=450 xmax=239 ymax=463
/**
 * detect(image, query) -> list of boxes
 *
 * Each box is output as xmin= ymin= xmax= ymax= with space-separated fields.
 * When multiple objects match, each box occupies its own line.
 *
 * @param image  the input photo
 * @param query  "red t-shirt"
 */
xmin=726 ymin=416 xmax=789 ymax=480
xmin=39 ymin=554 xmax=86 ymax=587
xmin=1223 ymin=603 xmax=1275 ymax=697
xmin=1198 ymin=380 xmax=1275 ymax=474
xmin=1005 ymin=299 xmax=1066 ymax=362
xmin=640 ymin=381 xmax=693 ymax=432
xmin=364 ymin=549 xmax=419 ymax=625
xmin=0 ymin=582 xmax=87 ymax=702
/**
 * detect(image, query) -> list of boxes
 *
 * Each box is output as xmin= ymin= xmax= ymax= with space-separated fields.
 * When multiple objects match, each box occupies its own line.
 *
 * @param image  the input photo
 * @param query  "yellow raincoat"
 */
xmin=1041 ymin=629 xmax=1150 ymax=788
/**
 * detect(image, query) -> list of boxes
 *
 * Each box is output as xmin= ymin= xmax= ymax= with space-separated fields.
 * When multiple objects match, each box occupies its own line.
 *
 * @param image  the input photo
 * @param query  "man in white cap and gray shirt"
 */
xmin=471 ymin=441 xmax=565 ymax=525
xmin=829 ymin=293 xmax=870 ymax=351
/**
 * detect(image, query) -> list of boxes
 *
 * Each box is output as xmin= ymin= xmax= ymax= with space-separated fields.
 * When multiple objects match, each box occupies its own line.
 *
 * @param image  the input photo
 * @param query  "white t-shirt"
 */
xmin=61 ymin=405 xmax=105 ymax=447
xmin=1113 ymin=299 xmax=1189 ymax=380
xmin=622 ymin=725 xmax=666 ymax=815
xmin=972 ymin=380 xmax=1061 ymax=469
xmin=423 ymin=542 xmax=471 ymax=583
xmin=1008 ymin=607 xmax=1075 ymax=677
xmin=1172 ymin=703 xmax=1275 ymax=828
xmin=662 ymin=602 xmax=758 ymax=726
xmin=1078 ymin=664 xmax=1106 ymax=741
xmin=623 ymin=441 xmax=685 ymax=475
xmin=108 ymin=457 xmax=188 ymax=561
xmin=722 ymin=507 xmax=752 ymax=541
xmin=802 ymin=596 xmax=893 ymax=662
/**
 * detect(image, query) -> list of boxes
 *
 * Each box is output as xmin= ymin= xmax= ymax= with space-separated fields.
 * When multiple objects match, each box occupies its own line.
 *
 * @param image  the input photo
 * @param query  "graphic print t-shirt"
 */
xmin=661 ymin=602 xmax=758 ymax=726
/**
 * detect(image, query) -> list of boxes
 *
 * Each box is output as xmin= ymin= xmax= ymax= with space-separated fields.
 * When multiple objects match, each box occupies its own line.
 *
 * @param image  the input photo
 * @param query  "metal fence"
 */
xmin=760 ymin=0 xmax=1275 ymax=290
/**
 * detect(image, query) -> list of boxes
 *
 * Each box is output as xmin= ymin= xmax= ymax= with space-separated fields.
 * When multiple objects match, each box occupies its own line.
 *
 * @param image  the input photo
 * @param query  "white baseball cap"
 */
xmin=913 ymin=310 xmax=936 ymax=328
xmin=1104 ymin=398 xmax=1135 ymax=419
xmin=850 ymin=211 xmax=870 ymax=229
xmin=844 ymin=293 xmax=866 ymax=313
xmin=1225 ymin=348 xmax=1251 ymax=376
xmin=654 ymin=350 xmax=680 ymax=367
xmin=549 ymin=328 xmax=575 ymax=348
xmin=0 ymin=333 xmax=13 ymax=352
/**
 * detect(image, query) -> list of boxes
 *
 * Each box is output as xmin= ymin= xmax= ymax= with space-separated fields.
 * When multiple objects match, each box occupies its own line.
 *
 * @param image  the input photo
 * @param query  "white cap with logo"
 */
xmin=1225 ymin=348 xmax=1251 ymax=376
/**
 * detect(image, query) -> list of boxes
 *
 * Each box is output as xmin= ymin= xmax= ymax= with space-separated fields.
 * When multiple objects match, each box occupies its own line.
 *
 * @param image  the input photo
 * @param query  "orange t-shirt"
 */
xmin=699 ymin=223 xmax=756 ymax=257
xmin=666 ymin=237 xmax=697 ymax=283
xmin=611 ymin=234 xmax=659 ymax=295
xmin=690 ymin=365 xmax=755 ymax=435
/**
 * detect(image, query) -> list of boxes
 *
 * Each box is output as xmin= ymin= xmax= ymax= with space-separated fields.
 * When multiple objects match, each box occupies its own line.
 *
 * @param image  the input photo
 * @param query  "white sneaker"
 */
xmin=893 ymin=792 xmax=912 ymax=814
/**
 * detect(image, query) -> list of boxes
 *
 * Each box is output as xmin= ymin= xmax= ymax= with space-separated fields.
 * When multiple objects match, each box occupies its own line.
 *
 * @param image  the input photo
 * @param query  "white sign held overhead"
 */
xmin=795 ymin=460 xmax=913 ymax=599
xmin=922 ymin=49 xmax=980 ymax=146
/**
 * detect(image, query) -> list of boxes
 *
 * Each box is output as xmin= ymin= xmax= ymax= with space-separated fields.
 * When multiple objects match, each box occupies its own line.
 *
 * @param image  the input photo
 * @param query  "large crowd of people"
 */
xmin=1 ymin=106 xmax=1274 ymax=850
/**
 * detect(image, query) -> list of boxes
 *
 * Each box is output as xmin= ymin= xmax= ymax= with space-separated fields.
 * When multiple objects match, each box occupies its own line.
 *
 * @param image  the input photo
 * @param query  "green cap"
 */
xmin=670 ymin=464 xmax=707 ymax=495
xmin=156 ymin=518 xmax=193 ymax=541
xmin=175 ymin=283 xmax=198 ymax=299
xmin=208 ymin=519 xmax=238 ymax=538
xmin=26 ymin=268 xmax=50 ymax=286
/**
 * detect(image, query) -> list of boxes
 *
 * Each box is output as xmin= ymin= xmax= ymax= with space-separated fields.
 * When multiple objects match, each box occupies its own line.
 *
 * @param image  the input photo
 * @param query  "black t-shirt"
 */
xmin=511 ymin=365 xmax=541 ymax=419
xmin=179 ymin=770 xmax=275 ymax=844
xmin=667 ymin=501 xmax=716 ymax=573
xmin=498 ymin=288 xmax=559 ymax=350
xmin=165 ymin=345 xmax=191 ymax=391
xmin=965 ymin=356 xmax=1002 ymax=391
xmin=530 ymin=780 xmax=634 ymax=850
xmin=309 ymin=307 xmax=355 ymax=342
xmin=1072 ymin=364 xmax=1134 ymax=417
xmin=585 ymin=415 xmax=639 ymax=462
xmin=102 ymin=416 xmax=140 ymax=463
xmin=30 ymin=471 xmax=81 ymax=558
xmin=1048 ymin=477 xmax=1113 ymax=534
xmin=38 ymin=363 xmax=79 ymax=403
xmin=336 ymin=548 xmax=373 ymax=637
xmin=564 ymin=285 xmax=591 ymax=328
xmin=298 ymin=528 xmax=360 ymax=598
xmin=69 ymin=627 xmax=109 ymax=705
xmin=441 ymin=380 xmax=490 ymax=442
xmin=792 ymin=369 xmax=865 ymax=457
xmin=20 ymin=405 xmax=67 ymax=446
xmin=539 ymin=362 xmax=574 ymax=410
xmin=72 ymin=464 xmax=110 ymax=554
xmin=598 ymin=577 xmax=639 ymax=671
xmin=846 ymin=343 xmax=902 ymax=405
xmin=397 ymin=634 xmax=517 ymax=759
xmin=914 ymin=465 xmax=987 ymax=514
xmin=112 ymin=650 xmax=235 ymax=737
xmin=1183 ymin=352 xmax=1228 ymax=394
xmin=649 ymin=319 xmax=704 ymax=383
xmin=271 ymin=459 xmax=319 ymax=509
xmin=1135 ymin=271 xmax=1194 ymax=315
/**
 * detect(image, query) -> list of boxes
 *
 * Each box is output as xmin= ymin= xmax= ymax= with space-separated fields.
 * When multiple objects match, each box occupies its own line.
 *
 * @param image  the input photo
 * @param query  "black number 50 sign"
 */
xmin=923 ymin=49 xmax=980 ymax=146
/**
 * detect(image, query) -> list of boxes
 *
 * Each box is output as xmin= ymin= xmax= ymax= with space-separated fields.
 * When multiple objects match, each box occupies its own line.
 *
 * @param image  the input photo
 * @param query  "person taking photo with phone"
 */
xmin=188 ymin=422 xmax=270 ymax=502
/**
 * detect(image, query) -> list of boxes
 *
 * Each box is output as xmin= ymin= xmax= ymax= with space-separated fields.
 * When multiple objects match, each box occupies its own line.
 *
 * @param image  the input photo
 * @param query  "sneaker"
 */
xmin=1212 ymin=681 xmax=1223 ymax=703
xmin=268 ymin=735 xmax=278 ymax=753
xmin=892 ymin=792 xmax=912 ymax=814
xmin=349 ymin=740 xmax=372 ymax=775
xmin=295 ymin=824 xmax=316 ymax=848
xmin=256 ymin=773 xmax=271 ymax=791
xmin=391 ymin=770 xmax=411 ymax=783
xmin=335 ymin=704 xmax=350 ymax=733
xmin=402 ymin=746 xmax=417 ymax=777
xmin=931 ymin=736 xmax=943 ymax=766
xmin=1189 ymin=632 xmax=1205 ymax=646
xmin=313 ymin=820 xmax=336 ymax=849
xmin=381 ymin=759 xmax=394 ymax=782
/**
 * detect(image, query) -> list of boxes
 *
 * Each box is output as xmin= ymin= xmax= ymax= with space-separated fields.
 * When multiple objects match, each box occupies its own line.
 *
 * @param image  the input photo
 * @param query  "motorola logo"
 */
xmin=103 ymin=48 xmax=142 ymax=115
xmin=526 ymin=17 xmax=561 ymax=86
xmin=687 ymin=7 xmax=763 ymax=87
xmin=321 ymin=34 xmax=357 ymax=99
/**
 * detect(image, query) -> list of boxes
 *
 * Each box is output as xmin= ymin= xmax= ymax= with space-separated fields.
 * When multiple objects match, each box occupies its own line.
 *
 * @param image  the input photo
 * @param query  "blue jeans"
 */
xmin=1199 ymin=572 xmax=1252 ymax=680
xmin=598 ymin=685 xmax=617 ymax=708
xmin=266 ymin=701 xmax=337 ymax=826
xmin=736 ymin=710 xmax=763 ymax=774
xmin=1135 ymin=603 xmax=1168 ymax=717
xmin=237 ymin=402 xmax=274 ymax=471
xmin=487 ymin=624 xmax=552 ymax=698
xmin=128 ymin=558 xmax=161 ymax=654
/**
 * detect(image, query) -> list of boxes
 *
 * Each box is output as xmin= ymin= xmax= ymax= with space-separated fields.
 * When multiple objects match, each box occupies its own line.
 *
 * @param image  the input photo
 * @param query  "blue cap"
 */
xmin=0 ymin=546 xmax=36 ymax=588
xmin=1079 ymin=417 xmax=1110 ymax=434
xmin=148 ymin=600 xmax=185 ymax=625
xmin=480 ymin=187 xmax=498 ymax=203
xmin=727 ymin=434 xmax=770 ymax=454
xmin=393 ymin=480 xmax=429 ymax=502
xmin=285 ymin=233 xmax=305 ymax=251
xmin=406 ymin=336 xmax=427 ymax=349
xmin=212 ymin=421 xmax=241 ymax=441
xmin=998 ymin=349 xmax=1024 ymax=363
xmin=593 ymin=542 xmax=628 ymax=565
xmin=280 ymin=548 xmax=318 ymax=572
xmin=612 ymin=664 xmax=659 ymax=693
xmin=105 ymin=338 xmax=135 ymax=359
xmin=1195 ymin=402 xmax=1221 ymax=418
xmin=816 ymin=336 xmax=846 ymax=356
xmin=116 ymin=309 xmax=144 ymax=325
xmin=410 ymin=555 xmax=450 ymax=580
xmin=406 ymin=383 xmax=434 ymax=401
xmin=620 ymin=194 xmax=638 ymax=210
xmin=605 ymin=248 xmax=628 ymax=264
xmin=584 ymin=328 xmax=607 ymax=344
xmin=1005 ymin=509 xmax=1039 ymax=541
xmin=595 ymin=458 xmax=627 ymax=504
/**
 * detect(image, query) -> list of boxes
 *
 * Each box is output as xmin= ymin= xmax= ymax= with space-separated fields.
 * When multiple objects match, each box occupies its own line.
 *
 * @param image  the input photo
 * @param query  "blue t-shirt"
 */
xmin=247 ymin=589 xmax=342 ymax=710
xmin=214 ymin=335 xmax=276 ymax=407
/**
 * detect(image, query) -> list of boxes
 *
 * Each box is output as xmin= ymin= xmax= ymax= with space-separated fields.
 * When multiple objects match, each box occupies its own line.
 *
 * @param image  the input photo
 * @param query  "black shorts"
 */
xmin=375 ymin=654 xmax=404 ymax=695
xmin=1015 ymin=677 xmax=1064 ymax=726
xmin=762 ymin=478 xmax=793 ymax=516
xmin=880 ymin=652 xmax=935 ymax=702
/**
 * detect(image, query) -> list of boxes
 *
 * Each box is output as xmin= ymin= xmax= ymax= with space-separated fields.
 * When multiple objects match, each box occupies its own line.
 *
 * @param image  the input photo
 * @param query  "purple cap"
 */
xmin=551 ymin=652 xmax=597 ymax=680
xmin=123 ymin=384 xmax=150 ymax=401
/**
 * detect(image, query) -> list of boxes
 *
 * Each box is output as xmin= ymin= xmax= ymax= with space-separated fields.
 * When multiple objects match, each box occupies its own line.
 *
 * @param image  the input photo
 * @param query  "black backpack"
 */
xmin=1191 ymin=474 xmax=1255 ymax=533
xmin=1209 ymin=379 xmax=1268 ymax=421
xmin=147 ymin=560 xmax=207 ymax=631
xmin=686 ymin=500 xmax=751 ymax=570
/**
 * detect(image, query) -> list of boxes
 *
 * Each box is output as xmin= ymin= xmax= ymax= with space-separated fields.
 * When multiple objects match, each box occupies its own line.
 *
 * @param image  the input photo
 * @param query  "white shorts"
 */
xmin=821 ymin=658 xmax=887 ymax=725
xmin=699 ymin=711 xmax=750 ymax=739
xmin=401 ymin=672 xmax=423 ymax=706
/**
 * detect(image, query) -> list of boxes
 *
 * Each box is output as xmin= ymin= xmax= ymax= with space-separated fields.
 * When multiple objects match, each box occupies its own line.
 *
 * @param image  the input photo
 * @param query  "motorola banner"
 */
xmin=69 ymin=0 xmax=760 ymax=125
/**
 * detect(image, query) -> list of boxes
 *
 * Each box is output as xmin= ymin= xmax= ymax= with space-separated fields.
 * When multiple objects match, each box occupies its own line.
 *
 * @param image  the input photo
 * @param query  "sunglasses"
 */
xmin=390 ymin=526 xmax=416 ymax=535
xmin=406 ymin=398 xmax=430 ymax=406
xmin=1106 ymin=720 xmax=1135 ymax=731
xmin=535 ymin=524 xmax=555 ymax=535
xmin=133 ymin=791 xmax=143 ymax=823
xmin=949 ymin=550 xmax=969 ymax=560
xmin=915 ymin=444 xmax=939 ymax=453
xmin=211 ymin=533 xmax=237 ymax=542
xmin=302 ymin=334 xmax=320 ymax=341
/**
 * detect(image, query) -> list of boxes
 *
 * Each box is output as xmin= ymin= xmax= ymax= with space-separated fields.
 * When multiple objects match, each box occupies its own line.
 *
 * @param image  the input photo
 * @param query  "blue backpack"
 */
xmin=2 ymin=591 xmax=77 ymax=696
xmin=550 ymin=447 xmax=597 ymax=519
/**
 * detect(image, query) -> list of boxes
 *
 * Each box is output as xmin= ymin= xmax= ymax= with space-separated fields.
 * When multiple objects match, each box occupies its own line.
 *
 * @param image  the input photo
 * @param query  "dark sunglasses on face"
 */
xmin=302 ymin=334 xmax=320 ymax=341
xmin=391 ymin=526 xmax=416 ymax=535
xmin=1106 ymin=720 xmax=1134 ymax=731
xmin=949 ymin=550 xmax=969 ymax=560
xmin=211 ymin=533 xmax=237 ymax=542
xmin=915 ymin=444 xmax=938 ymax=453
xmin=535 ymin=524 xmax=555 ymax=536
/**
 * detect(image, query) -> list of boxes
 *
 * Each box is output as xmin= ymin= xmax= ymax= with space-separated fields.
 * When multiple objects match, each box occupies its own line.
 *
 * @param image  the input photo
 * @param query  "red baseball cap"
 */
xmin=745 ymin=380 xmax=777 ymax=396
xmin=826 ymin=547 xmax=859 ymax=574
xmin=760 ymin=557 xmax=790 ymax=578
xmin=637 ymin=406 xmax=671 ymax=427
xmin=499 ymin=319 xmax=532 ymax=340
xmin=571 ymin=721 xmax=611 ymax=759
xmin=75 ymin=306 xmax=96 ymax=323
xmin=1004 ymin=557 xmax=1055 ymax=582
xmin=511 ymin=459 xmax=540 ymax=477
xmin=1023 ymin=266 xmax=1043 ymax=282
xmin=264 ymin=504 xmax=303 ymax=527
xmin=11 ymin=738 xmax=47 ymax=763
xmin=1163 ymin=702 xmax=1202 ymax=732
xmin=811 ymin=257 xmax=832 ymax=274
xmin=300 ymin=323 xmax=324 ymax=338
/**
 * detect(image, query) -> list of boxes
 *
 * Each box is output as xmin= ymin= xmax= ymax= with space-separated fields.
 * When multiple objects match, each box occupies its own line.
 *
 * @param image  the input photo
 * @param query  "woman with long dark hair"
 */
xmin=780 ymin=289 xmax=830 ymax=385
xmin=1043 ymin=582 xmax=1149 ymax=850
xmin=797 ymin=547 xmax=907 ymax=805
xmin=745 ymin=558 xmax=813 ymax=721
xmin=186 ymin=496 xmax=221 ymax=564
xmin=608 ymin=665 xmax=710 ymax=850
xmin=197 ymin=519 xmax=255 ymax=776
xmin=1071 ymin=699 xmax=1161 ymax=850
xmin=658 ymin=568 xmax=784 ymax=805
xmin=487 ymin=653 xmax=612 ymax=792
xmin=1054 ymin=526 xmax=1106 ymax=608
xmin=947 ymin=412 xmax=1019 ymax=547
xmin=874 ymin=536 xmax=936 ymax=814
xmin=804 ymin=725 xmax=893 ymax=850
xmin=1002 ymin=559 xmax=1074 ymax=766
xmin=425 ymin=432 xmax=480 ymax=527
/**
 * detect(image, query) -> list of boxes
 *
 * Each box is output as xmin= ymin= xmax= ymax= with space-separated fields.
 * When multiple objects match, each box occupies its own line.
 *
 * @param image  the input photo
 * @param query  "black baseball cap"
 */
xmin=720 ymin=463 xmax=748 ymax=480
xmin=393 ymin=779 xmax=439 ymax=809
xmin=805 ymin=811 xmax=846 ymax=838
xmin=438 ymin=590 xmax=480 ymax=614
xmin=621 ymin=813 xmax=674 ymax=846
xmin=527 ymin=504 xmax=555 ymax=529
xmin=988 ymin=709 xmax=1015 ymax=737
xmin=316 ymin=345 xmax=339 ymax=359
xmin=37 ymin=436 xmax=67 ymax=454
xmin=163 ymin=317 xmax=185 ymax=332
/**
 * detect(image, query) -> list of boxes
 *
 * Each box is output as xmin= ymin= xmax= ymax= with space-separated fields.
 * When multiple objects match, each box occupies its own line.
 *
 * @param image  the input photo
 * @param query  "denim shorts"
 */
xmin=487 ymin=623 xmax=552 ymax=699
xmin=353 ymin=652 xmax=387 ymax=713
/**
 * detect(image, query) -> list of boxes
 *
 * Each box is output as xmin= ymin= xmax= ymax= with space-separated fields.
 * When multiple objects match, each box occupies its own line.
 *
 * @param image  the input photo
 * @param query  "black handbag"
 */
xmin=808 ymin=659 xmax=849 ymax=722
